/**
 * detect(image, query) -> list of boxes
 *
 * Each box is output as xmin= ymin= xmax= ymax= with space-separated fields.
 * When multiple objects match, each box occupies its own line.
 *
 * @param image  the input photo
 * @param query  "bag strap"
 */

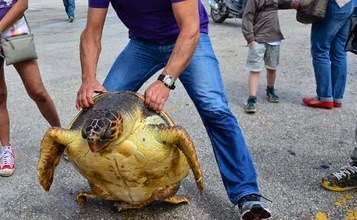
xmin=22 ymin=15 xmax=31 ymax=34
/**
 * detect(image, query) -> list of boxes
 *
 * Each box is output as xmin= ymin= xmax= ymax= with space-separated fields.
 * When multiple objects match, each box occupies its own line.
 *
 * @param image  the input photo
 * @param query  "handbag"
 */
xmin=1 ymin=16 xmax=38 ymax=66
xmin=296 ymin=0 xmax=328 ymax=24
xmin=345 ymin=7 xmax=357 ymax=54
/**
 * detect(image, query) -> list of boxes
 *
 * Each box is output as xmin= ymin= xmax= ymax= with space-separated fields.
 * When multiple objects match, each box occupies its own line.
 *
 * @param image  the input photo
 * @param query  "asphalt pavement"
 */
xmin=0 ymin=1 xmax=356 ymax=220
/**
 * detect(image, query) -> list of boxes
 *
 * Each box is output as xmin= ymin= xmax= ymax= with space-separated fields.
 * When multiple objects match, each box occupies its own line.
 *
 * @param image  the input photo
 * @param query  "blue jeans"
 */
xmin=62 ymin=0 xmax=75 ymax=18
xmin=310 ymin=0 xmax=352 ymax=103
xmin=103 ymin=34 xmax=260 ymax=204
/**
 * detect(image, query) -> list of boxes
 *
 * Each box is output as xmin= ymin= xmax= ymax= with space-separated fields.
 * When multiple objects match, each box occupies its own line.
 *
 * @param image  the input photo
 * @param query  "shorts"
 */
xmin=246 ymin=42 xmax=280 ymax=72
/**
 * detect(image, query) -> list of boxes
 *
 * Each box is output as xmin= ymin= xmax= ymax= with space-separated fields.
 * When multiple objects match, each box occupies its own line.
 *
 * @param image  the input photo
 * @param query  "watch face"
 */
xmin=158 ymin=74 xmax=175 ymax=89
xmin=163 ymin=75 xmax=174 ymax=86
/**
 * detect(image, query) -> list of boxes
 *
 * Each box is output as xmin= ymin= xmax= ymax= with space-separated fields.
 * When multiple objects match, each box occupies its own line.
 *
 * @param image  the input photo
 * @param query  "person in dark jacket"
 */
xmin=242 ymin=0 xmax=284 ymax=113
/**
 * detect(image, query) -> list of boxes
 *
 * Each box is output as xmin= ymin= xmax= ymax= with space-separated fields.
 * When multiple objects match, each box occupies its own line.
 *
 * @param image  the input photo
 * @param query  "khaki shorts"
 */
xmin=246 ymin=42 xmax=280 ymax=72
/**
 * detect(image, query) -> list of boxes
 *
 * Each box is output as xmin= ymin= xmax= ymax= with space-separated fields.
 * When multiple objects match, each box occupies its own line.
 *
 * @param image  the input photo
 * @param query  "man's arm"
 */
xmin=164 ymin=0 xmax=200 ymax=79
xmin=76 ymin=8 xmax=108 ymax=110
xmin=144 ymin=0 xmax=200 ymax=112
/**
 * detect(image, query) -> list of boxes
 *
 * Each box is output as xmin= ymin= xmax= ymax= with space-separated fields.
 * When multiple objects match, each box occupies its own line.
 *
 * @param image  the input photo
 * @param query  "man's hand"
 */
xmin=76 ymin=78 xmax=107 ymax=110
xmin=144 ymin=81 xmax=171 ymax=112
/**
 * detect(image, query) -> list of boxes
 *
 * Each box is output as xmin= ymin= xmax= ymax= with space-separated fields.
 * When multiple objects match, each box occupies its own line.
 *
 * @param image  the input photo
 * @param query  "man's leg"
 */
xmin=67 ymin=0 xmax=75 ymax=22
xmin=180 ymin=33 xmax=269 ymax=209
xmin=62 ymin=0 xmax=69 ymax=17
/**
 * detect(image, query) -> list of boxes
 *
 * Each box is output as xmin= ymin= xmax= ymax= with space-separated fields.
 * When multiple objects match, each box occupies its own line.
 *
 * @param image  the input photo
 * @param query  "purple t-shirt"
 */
xmin=88 ymin=0 xmax=209 ymax=43
xmin=0 ymin=0 xmax=16 ymax=20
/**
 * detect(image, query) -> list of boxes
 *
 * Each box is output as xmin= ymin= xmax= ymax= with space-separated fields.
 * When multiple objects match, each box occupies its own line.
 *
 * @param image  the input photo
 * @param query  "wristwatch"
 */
xmin=158 ymin=74 xmax=176 ymax=90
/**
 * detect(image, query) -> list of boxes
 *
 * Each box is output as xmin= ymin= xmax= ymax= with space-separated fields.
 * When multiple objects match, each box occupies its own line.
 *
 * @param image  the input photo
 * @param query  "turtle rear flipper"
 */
xmin=37 ymin=127 xmax=77 ymax=191
xmin=157 ymin=126 xmax=204 ymax=192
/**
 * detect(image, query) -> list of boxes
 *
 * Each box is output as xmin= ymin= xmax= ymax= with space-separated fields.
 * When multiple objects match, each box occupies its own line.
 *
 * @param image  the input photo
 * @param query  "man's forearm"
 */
xmin=163 ymin=30 xmax=200 ymax=78
xmin=79 ymin=30 xmax=101 ymax=81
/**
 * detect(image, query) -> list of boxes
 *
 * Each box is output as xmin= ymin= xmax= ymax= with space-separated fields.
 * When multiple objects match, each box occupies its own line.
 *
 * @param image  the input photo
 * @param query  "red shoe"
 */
xmin=334 ymin=102 xmax=342 ymax=108
xmin=302 ymin=97 xmax=333 ymax=109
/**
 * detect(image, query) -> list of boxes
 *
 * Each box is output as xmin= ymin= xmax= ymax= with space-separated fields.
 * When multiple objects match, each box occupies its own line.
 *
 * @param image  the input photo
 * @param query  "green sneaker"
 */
xmin=245 ymin=96 xmax=257 ymax=113
xmin=266 ymin=87 xmax=279 ymax=103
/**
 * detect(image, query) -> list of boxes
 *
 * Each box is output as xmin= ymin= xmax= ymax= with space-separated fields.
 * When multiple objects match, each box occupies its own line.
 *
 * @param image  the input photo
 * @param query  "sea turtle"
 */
xmin=37 ymin=91 xmax=204 ymax=211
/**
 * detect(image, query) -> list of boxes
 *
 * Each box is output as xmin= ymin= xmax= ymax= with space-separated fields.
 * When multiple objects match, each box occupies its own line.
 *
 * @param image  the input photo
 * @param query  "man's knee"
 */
xmin=199 ymin=103 xmax=233 ymax=122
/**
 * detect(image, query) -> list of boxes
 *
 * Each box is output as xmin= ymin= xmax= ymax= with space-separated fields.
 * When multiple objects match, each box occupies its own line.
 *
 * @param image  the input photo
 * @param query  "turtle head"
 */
xmin=82 ymin=110 xmax=123 ymax=153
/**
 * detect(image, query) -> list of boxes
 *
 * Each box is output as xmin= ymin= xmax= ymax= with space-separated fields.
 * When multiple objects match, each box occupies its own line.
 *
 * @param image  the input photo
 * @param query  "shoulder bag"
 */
xmin=1 ymin=15 xmax=38 ymax=66
xmin=296 ymin=0 xmax=328 ymax=24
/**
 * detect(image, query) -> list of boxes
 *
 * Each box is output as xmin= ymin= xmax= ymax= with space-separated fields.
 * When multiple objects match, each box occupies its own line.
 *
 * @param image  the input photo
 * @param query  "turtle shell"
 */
xmin=69 ymin=92 xmax=175 ymax=130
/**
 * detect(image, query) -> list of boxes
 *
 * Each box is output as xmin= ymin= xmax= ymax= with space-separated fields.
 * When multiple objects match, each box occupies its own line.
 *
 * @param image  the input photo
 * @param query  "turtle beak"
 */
xmin=88 ymin=141 xmax=108 ymax=153
xmin=82 ymin=126 xmax=109 ymax=152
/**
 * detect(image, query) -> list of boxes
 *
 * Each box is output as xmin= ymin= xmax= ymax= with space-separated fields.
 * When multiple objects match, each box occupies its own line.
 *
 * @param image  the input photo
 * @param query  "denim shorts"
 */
xmin=246 ymin=42 xmax=280 ymax=72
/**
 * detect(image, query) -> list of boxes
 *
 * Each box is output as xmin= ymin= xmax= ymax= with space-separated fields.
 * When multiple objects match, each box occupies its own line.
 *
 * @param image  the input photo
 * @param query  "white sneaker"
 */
xmin=0 ymin=146 xmax=15 ymax=177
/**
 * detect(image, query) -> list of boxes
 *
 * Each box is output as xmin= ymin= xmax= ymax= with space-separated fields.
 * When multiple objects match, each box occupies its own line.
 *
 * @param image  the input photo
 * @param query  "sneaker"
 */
xmin=266 ymin=87 xmax=279 ymax=103
xmin=68 ymin=17 xmax=74 ymax=23
xmin=0 ymin=146 xmax=15 ymax=177
xmin=238 ymin=194 xmax=271 ymax=220
xmin=321 ymin=164 xmax=357 ymax=192
xmin=245 ymin=96 xmax=257 ymax=113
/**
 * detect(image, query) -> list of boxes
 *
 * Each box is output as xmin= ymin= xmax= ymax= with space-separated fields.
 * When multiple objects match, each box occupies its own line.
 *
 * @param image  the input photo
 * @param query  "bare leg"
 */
xmin=0 ymin=66 xmax=10 ymax=146
xmin=14 ymin=60 xmax=61 ymax=127
xmin=266 ymin=68 xmax=276 ymax=87
xmin=248 ymin=71 xmax=260 ymax=97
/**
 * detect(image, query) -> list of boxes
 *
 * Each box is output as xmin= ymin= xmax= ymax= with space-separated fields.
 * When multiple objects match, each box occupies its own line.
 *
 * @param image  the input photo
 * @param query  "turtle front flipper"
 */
xmin=157 ymin=126 xmax=204 ymax=192
xmin=37 ymin=127 xmax=79 ymax=191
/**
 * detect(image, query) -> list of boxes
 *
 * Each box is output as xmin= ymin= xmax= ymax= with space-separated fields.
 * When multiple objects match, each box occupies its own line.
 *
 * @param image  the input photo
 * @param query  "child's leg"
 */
xmin=14 ymin=60 xmax=61 ymax=127
xmin=246 ymin=42 xmax=265 ymax=97
xmin=248 ymin=71 xmax=260 ymax=97
xmin=264 ymin=44 xmax=280 ymax=102
xmin=245 ymin=42 xmax=265 ymax=113
xmin=266 ymin=68 xmax=276 ymax=88
xmin=266 ymin=68 xmax=279 ymax=103
xmin=264 ymin=43 xmax=280 ymax=88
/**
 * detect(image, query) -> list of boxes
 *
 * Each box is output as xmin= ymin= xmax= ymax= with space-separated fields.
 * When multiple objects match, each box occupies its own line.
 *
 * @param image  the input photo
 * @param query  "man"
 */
xmin=75 ymin=1 xmax=271 ymax=219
